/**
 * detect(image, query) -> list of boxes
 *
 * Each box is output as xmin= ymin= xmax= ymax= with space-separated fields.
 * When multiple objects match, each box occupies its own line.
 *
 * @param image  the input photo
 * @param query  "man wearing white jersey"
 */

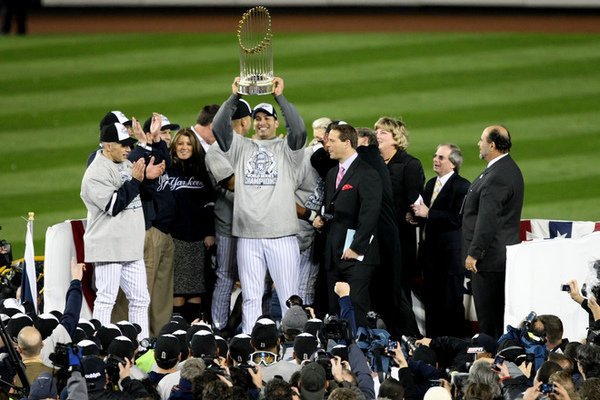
xmin=81 ymin=118 xmax=164 ymax=340
xmin=212 ymin=77 xmax=306 ymax=334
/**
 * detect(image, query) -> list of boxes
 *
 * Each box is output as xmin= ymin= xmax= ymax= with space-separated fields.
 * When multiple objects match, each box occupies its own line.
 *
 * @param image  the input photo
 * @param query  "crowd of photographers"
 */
xmin=2 ymin=82 xmax=600 ymax=399
xmin=1 ymin=251 xmax=600 ymax=400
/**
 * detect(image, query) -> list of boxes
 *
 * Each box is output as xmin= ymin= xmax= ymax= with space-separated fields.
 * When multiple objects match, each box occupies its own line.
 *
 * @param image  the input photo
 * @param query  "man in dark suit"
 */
xmin=313 ymin=123 xmax=382 ymax=328
xmin=413 ymin=144 xmax=470 ymax=338
xmin=462 ymin=125 xmax=524 ymax=339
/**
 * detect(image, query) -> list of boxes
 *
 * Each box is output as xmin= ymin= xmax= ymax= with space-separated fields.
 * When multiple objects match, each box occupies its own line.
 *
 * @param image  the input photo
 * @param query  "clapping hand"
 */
xmin=145 ymin=156 xmax=166 ymax=180
xmin=131 ymin=117 xmax=146 ymax=145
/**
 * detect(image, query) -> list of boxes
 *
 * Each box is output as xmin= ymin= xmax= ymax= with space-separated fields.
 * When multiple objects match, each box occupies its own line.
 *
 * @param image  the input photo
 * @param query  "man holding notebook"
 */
xmin=312 ymin=123 xmax=382 ymax=328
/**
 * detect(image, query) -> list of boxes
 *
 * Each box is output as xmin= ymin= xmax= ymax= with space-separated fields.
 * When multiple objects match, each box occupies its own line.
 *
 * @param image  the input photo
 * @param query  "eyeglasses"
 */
xmin=250 ymin=351 xmax=278 ymax=366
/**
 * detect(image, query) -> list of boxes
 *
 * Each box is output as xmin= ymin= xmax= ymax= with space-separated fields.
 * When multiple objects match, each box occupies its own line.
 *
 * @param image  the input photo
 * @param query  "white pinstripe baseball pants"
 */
xmin=297 ymin=244 xmax=319 ymax=305
xmin=211 ymin=233 xmax=238 ymax=330
xmin=237 ymin=236 xmax=300 ymax=334
xmin=93 ymin=260 xmax=150 ymax=340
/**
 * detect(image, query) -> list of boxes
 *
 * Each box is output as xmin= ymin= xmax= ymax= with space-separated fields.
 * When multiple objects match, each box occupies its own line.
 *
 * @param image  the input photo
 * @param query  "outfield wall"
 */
xmin=40 ymin=0 xmax=600 ymax=7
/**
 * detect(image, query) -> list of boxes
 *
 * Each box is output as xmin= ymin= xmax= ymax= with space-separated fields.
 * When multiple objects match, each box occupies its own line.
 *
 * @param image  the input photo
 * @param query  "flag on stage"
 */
xmin=21 ymin=215 xmax=37 ymax=313
xmin=519 ymin=219 xmax=600 ymax=242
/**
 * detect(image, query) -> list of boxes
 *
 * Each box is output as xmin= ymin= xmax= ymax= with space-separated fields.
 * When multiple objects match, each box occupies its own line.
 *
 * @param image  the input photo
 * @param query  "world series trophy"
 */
xmin=237 ymin=6 xmax=274 ymax=96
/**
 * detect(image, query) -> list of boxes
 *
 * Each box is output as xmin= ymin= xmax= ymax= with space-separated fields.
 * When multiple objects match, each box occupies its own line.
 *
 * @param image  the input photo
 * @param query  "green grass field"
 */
xmin=1 ymin=32 xmax=600 ymax=258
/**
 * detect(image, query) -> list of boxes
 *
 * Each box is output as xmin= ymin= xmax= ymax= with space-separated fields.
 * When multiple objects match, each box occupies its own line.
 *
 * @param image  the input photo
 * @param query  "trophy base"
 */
xmin=238 ymin=81 xmax=274 ymax=96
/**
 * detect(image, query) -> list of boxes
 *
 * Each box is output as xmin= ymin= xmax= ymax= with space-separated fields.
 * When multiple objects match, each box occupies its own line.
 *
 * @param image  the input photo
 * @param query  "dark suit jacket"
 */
xmin=462 ymin=154 xmax=524 ymax=272
xmin=387 ymin=149 xmax=425 ymax=227
xmin=323 ymin=156 xmax=382 ymax=269
xmin=420 ymin=172 xmax=470 ymax=274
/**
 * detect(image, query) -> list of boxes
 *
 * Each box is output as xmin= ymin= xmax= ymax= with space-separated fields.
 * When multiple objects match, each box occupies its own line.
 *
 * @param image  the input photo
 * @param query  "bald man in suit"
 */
xmin=462 ymin=125 xmax=524 ymax=339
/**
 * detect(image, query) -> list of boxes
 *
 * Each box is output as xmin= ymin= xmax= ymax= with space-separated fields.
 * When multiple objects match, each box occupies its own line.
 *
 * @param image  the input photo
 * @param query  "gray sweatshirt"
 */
xmin=80 ymin=150 xmax=145 ymax=262
xmin=212 ymin=93 xmax=307 ymax=238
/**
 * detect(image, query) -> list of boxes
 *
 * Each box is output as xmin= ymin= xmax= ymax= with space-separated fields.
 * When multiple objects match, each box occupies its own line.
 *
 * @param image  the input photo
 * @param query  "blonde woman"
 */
xmin=374 ymin=117 xmax=425 ymax=302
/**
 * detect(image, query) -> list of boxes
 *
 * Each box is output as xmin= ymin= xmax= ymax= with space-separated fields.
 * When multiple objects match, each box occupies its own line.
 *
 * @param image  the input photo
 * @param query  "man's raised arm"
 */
xmin=212 ymin=78 xmax=242 ymax=152
xmin=272 ymin=77 xmax=306 ymax=150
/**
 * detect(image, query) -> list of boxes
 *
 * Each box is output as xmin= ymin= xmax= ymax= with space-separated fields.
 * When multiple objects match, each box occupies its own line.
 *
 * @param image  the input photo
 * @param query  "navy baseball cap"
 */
xmin=232 ymin=99 xmax=252 ymax=120
xmin=99 ymin=111 xmax=132 ymax=129
xmin=470 ymin=333 xmax=497 ymax=355
xmin=34 ymin=314 xmax=59 ymax=341
xmin=143 ymin=114 xmax=180 ymax=133
xmin=228 ymin=333 xmax=253 ymax=363
xmin=294 ymin=333 xmax=318 ymax=362
xmin=252 ymin=103 xmax=278 ymax=120
xmin=100 ymin=123 xmax=137 ymax=148
xmin=191 ymin=330 xmax=217 ymax=359
xmin=251 ymin=318 xmax=278 ymax=350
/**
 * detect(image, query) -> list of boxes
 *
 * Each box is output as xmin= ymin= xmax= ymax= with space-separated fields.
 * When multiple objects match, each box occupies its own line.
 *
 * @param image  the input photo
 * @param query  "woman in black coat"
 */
xmin=375 ymin=117 xmax=425 ymax=304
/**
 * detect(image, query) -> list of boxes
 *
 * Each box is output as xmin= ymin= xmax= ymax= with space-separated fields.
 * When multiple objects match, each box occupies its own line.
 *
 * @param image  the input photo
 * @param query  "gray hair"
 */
xmin=180 ymin=357 xmax=206 ymax=381
xmin=466 ymin=360 xmax=501 ymax=398
xmin=312 ymin=117 xmax=332 ymax=130
xmin=438 ymin=143 xmax=463 ymax=174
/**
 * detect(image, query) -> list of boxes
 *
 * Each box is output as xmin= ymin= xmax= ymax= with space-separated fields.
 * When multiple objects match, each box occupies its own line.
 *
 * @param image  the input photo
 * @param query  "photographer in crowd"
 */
xmin=566 ymin=278 xmax=600 ymax=333
xmin=280 ymin=300 xmax=310 ymax=361
xmin=0 ymin=257 xmax=85 ymax=397
xmin=536 ymin=315 xmax=569 ymax=354
xmin=414 ymin=333 xmax=497 ymax=374
xmin=250 ymin=317 xmax=300 ymax=383
xmin=387 ymin=344 xmax=417 ymax=400
xmin=81 ymin=354 xmax=150 ymax=399
xmin=329 ymin=282 xmax=375 ymax=400
xmin=40 ymin=257 xmax=85 ymax=368
xmin=497 ymin=312 xmax=548 ymax=373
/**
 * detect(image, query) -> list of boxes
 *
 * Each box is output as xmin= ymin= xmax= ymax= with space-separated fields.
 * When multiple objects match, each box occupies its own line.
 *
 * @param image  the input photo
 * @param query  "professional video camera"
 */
xmin=498 ymin=310 xmax=548 ymax=372
xmin=323 ymin=314 xmax=352 ymax=343
xmin=519 ymin=311 xmax=546 ymax=344
xmin=49 ymin=343 xmax=79 ymax=369
xmin=48 ymin=342 xmax=82 ymax=395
